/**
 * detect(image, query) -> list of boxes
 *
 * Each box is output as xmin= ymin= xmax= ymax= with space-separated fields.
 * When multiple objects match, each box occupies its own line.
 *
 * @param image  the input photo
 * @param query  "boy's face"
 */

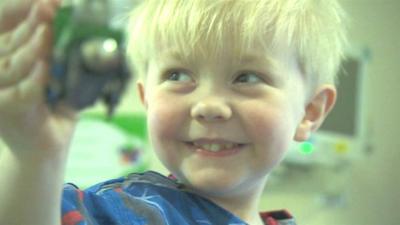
xmin=138 ymin=40 xmax=310 ymax=198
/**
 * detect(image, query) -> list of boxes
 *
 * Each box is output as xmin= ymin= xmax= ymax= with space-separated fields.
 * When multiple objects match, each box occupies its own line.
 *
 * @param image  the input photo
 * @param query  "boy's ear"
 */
xmin=136 ymin=80 xmax=148 ymax=109
xmin=294 ymin=85 xmax=337 ymax=142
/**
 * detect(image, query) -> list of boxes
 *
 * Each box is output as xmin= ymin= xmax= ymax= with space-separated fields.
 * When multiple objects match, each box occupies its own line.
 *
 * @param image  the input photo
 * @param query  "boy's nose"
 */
xmin=190 ymin=97 xmax=232 ymax=122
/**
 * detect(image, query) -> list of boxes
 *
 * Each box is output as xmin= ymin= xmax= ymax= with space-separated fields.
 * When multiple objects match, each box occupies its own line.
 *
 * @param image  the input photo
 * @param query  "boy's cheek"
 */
xmin=147 ymin=95 xmax=185 ymax=139
xmin=243 ymin=108 xmax=294 ymax=152
xmin=146 ymin=100 xmax=185 ymax=174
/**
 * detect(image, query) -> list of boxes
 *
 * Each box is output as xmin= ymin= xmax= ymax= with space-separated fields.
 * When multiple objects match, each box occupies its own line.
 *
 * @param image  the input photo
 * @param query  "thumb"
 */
xmin=14 ymin=59 xmax=49 ymax=103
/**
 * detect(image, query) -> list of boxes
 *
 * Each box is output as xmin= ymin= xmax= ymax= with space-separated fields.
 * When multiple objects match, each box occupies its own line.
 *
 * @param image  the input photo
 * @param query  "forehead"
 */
xmin=150 ymin=39 xmax=299 ymax=78
xmin=153 ymin=46 xmax=279 ymax=70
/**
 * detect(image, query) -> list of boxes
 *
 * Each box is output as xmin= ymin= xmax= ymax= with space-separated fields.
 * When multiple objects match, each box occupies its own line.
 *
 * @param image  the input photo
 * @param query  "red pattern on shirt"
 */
xmin=62 ymin=211 xmax=84 ymax=225
xmin=260 ymin=209 xmax=294 ymax=225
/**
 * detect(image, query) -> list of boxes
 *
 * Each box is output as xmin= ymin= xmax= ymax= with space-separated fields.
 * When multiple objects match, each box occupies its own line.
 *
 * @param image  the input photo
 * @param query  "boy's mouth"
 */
xmin=184 ymin=139 xmax=246 ymax=153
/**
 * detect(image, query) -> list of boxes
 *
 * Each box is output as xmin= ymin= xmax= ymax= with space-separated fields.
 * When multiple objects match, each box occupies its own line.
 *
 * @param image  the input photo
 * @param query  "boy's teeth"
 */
xmin=209 ymin=144 xmax=221 ymax=152
xmin=192 ymin=142 xmax=237 ymax=152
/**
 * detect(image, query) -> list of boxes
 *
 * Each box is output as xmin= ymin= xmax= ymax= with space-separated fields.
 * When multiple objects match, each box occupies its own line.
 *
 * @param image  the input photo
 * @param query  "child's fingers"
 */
xmin=0 ymin=0 xmax=60 ymax=33
xmin=0 ymin=0 xmax=35 ymax=33
xmin=17 ymin=60 xmax=49 ymax=103
xmin=0 ymin=0 xmax=56 ymax=56
xmin=0 ymin=2 xmax=40 ymax=56
xmin=0 ymin=59 xmax=47 ymax=110
xmin=0 ymin=61 xmax=47 ymax=120
xmin=0 ymin=23 xmax=51 ymax=89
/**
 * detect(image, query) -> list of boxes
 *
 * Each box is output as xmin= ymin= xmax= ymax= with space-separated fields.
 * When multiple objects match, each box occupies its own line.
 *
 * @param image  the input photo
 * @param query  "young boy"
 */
xmin=0 ymin=0 xmax=347 ymax=224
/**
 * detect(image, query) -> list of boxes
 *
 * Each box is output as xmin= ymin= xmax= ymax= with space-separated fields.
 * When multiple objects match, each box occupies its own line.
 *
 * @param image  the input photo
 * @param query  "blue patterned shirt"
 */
xmin=62 ymin=171 xmax=297 ymax=225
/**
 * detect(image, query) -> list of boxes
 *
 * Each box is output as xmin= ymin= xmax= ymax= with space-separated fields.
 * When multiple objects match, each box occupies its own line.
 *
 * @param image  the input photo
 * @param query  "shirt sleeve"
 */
xmin=61 ymin=183 xmax=91 ymax=225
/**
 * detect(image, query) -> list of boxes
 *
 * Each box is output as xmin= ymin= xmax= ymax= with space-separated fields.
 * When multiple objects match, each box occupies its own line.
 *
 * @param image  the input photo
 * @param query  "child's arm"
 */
xmin=0 ymin=1 xmax=78 ymax=224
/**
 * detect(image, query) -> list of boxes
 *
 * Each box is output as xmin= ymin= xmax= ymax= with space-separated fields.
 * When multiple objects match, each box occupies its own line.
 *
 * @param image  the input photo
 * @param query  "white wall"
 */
xmin=337 ymin=1 xmax=400 ymax=224
xmin=259 ymin=1 xmax=400 ymax=224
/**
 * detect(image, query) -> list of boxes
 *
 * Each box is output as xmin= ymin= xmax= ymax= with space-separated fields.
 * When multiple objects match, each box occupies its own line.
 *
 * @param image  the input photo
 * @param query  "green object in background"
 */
xmin=65 ymin=113 xmax=149 ymax=188
xmin=82 ymin=112 xmax=149 ymax=175
xmin=82 ymin=113 xmax=147 ymax=141
xmin=299 ymin=141 xmax=314 ymax=155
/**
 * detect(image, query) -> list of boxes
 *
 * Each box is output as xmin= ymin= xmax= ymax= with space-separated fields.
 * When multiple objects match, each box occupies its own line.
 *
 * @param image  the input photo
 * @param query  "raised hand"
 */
xmin=0 ymin=2 xmax=79 ymax=225
xmin=0 ymin=0 xmax=77 ymax=154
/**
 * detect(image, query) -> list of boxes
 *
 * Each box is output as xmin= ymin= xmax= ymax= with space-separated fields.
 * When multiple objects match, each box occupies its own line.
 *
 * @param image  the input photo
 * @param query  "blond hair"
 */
xmin=126 ymin=0 xmax=348 ymax=86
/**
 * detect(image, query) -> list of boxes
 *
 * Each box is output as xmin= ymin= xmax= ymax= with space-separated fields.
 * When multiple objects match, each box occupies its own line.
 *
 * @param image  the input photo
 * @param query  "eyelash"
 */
xmin=233 ymin=72 xmax=266 ymax=84
xmin=161 ymin=69 xmax=269 ymax=85
xmin=163 ymin=69 xmax=193 ymax=82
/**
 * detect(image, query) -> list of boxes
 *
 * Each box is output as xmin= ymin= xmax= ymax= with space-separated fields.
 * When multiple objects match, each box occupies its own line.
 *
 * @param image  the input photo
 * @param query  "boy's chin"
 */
xmin=180 ymin=168 xmax=251 ymax=197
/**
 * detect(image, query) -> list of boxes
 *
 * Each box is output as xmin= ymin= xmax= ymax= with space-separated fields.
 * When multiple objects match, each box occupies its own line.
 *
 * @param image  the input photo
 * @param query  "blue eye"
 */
xmin=234 ymin=72 xmax=263 ymax=84
xmin=166 ymin=70 xmax=193 ymax=82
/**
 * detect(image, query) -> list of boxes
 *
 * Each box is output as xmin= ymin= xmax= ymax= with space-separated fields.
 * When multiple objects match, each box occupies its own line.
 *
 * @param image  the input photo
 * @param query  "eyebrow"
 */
xmin=239 ymin=53 xmax=276 ymax=67
xmin=237 ymin=53 xmax=286 ymax=78
xmin=155 ymin=49 xmax=191 ymax=64
xmin=154 ymin=49 xmax=288 ymax=80
xmin=157 ymin=49 xmax=278 ymax=66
